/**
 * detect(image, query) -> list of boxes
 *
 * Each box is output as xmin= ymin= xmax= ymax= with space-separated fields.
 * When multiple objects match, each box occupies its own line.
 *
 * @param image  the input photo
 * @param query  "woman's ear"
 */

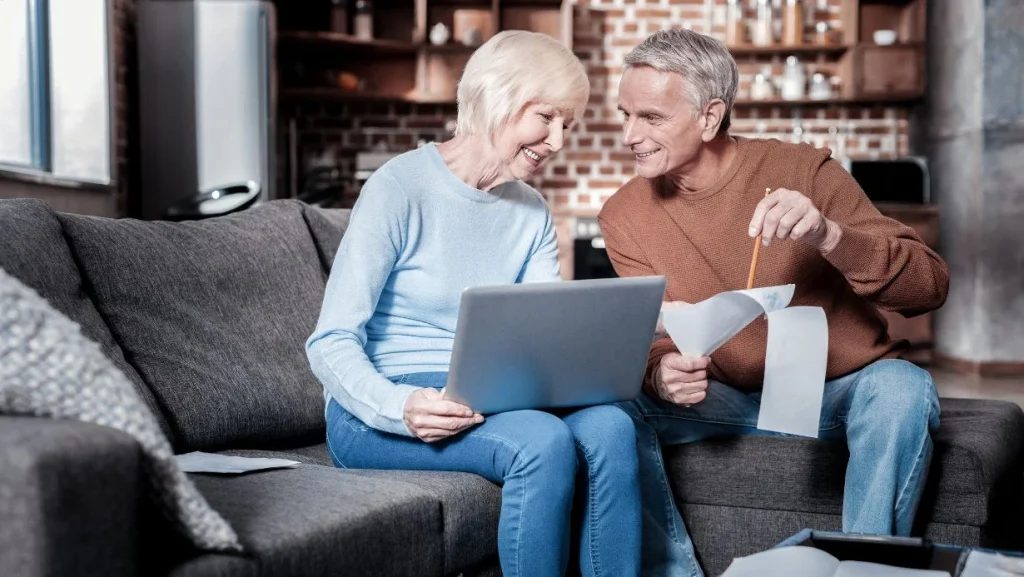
xmin=701 ymin=99 xmax=727 ymax=142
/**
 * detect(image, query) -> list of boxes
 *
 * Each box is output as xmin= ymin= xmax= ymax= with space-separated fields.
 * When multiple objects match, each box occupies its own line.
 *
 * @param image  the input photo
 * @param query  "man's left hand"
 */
xmin=748 ymin=188 xmax=842 ymax=254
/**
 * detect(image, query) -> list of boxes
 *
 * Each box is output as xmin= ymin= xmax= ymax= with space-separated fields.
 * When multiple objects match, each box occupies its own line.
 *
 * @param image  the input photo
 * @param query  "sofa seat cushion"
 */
xmin=663 ymin=398 xmax=1024 ymax=529
xmin=57 ymin=200 xmax=328 ymax=451
xmin=192 ymin=465 xmax=448 ymax=577
xmin=215 ymin=444 xmax=502 ymax=574
xmin=0 ymin=199 xmax=173 ymax=439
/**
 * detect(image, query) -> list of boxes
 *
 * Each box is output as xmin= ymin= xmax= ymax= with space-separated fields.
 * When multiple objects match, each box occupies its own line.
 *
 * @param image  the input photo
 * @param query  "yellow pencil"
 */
xmin=746 ymin=188 xmax=771 ymax=290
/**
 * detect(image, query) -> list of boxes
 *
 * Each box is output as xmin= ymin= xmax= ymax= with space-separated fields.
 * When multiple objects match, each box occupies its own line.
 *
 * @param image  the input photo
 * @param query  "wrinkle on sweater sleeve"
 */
xmin=599 ymin=212 xmax=676 ymax=392
xmin=812 ymin=156 xmax=950 ymax=317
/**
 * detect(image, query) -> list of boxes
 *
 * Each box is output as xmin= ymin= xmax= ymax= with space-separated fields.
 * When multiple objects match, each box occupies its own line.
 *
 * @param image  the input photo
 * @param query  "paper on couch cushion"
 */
xmin=722 ymin=546 xmax=950 ymax=577
xmin=722 ymin=546 xmax=840 ymax=577
xmin=960 ymin=549 xmax=1024 ymax=576
xmin=175 ymin=451 xmax=300 ymax=474
xmin=758 ymin=306 xmax=829 ymax=438
xmin=660 ymin=284 xmax=829 ymax=438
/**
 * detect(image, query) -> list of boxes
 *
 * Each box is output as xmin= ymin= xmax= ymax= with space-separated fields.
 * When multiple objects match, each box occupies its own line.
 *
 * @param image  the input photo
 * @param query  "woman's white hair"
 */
xmin=624 ymin=29 xmax=738 ymax=135
xmin=455 ymin=30 xmax=590 ymax=137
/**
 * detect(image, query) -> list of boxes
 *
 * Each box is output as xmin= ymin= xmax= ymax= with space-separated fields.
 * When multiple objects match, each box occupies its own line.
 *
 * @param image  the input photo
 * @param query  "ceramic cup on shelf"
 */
xmin=873 ymin=29 xmax=897 ymax=45
xmin=429 ymin=22 xmax=450 ymax=46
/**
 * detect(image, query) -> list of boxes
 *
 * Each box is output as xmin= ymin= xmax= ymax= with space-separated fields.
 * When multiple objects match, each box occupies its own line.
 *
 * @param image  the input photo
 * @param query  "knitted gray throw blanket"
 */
xmin=0 ymin=267 xmax=242 ymax=552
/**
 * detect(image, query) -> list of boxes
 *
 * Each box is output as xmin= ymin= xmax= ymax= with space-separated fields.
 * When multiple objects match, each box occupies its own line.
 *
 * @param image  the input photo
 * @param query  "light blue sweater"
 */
xmin=306 ymin=143 xmax=561 ymax=437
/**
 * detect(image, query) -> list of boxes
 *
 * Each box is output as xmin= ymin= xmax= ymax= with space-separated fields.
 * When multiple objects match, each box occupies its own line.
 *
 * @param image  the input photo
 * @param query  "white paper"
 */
xmin=722 ymin=547 xmax=950 ymax=577
xmin=722 ymin=546 xmax=840 ymax=577
xmin=758 ymin=306 xmax=829 ymax=438
xmin=960 ymin=550 xmax=1024 ymax=576
xmin=660 ymin=284 xmax=828 ymax=438
xmin=660 ymin=285 xmax=795 ymax=357
xmin=175 ymin=451 xmax=300 ymax=474
xmin=834 ymin=562 xmax=948 ymax=577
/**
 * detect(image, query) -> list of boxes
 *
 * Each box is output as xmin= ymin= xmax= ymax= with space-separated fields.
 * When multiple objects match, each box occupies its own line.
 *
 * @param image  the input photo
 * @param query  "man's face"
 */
xmin=618 ymin=67 xmax=704 ymax=179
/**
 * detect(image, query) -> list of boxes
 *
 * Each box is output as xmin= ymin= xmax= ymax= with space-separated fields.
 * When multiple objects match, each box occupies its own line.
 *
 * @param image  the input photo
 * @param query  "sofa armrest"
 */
xmin=0 ymin=416 xmax=142 ymax=577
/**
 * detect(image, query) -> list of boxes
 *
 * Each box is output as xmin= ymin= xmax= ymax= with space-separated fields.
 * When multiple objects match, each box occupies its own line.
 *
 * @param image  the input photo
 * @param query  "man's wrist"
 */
xmin=818 ymin=218 xmax=843 ymax=255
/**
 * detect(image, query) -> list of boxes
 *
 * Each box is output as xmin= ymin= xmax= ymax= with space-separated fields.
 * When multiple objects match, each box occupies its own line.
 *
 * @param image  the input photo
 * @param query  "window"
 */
xmin=0 ymin=0 xmax=113 ymax=185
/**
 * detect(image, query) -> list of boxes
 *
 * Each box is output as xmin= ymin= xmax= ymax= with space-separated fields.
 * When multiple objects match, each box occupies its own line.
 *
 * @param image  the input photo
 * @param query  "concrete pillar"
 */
xmin=928 ymin=0 xmax=1024 ymax=374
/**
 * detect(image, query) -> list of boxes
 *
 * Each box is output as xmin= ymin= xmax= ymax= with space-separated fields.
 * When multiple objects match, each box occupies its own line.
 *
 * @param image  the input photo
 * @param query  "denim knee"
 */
xmin=855 ymin=359 xmax=940 ymax=432
xmin=507 ymin=411 xmax=578 ymax=480
xmin=570 ymin=405 xmax=639 ymax=469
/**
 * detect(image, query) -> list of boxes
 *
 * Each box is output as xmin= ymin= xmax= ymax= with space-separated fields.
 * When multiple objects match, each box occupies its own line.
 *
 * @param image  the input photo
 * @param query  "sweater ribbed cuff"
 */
xmin=375 ymin=383 xmax=421 ymax=437
xmin=821 ymin=223 xmax=883 ymax=276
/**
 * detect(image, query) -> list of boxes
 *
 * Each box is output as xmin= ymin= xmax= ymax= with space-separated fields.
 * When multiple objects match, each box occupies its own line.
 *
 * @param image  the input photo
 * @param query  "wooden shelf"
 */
xmin=735 ymin=95 xmax=922 ymax=107
xmin=281 ymin=88 xmax=455 ymax=105
xmin=421 ymin=42 xmax=478 ymax=53
xmin=278 ymin=31 xmax=417 ymax=56
xmin=728 ymin=44 xmax=851 ymax=57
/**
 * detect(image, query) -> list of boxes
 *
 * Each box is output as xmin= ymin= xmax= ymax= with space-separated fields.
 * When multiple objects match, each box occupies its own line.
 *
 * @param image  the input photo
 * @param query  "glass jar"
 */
xmin=815 ymin=21 xmax=832 ymax=45
xmin=329 ymin=0 xmax=348 ymax=34
xmin=753 ymin=0 xmax=774 ymax=46
xmin=354 ymin=0 xmax=373 ymax=40
xmin=726 ymin=0 xmax=746 ymax=46
xmin=783 ymin=0 xmax=804 ymax=45
xmin=780 ymin=56 xmax=805 ymax=101
xmin=751 ymin=69 xmax=774 ymax=101
xmin=809 ymin=72 xmax=831 ymax=100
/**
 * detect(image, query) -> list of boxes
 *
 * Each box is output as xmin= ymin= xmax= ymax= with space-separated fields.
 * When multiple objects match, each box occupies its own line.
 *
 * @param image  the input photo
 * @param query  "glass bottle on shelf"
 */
xmin=781 ymin=56 xmax=805 ymax=100
xmin=354 ymin=0 xmax=373 ymax=40
xmin=751 ymin=66 xmax=774 ymax=101
xmin=752 ymin=0 xmax=775 ymax=46
xmin=815 ymin=21 xmax=832 ymax=45
xmin=329 ymin=0 xmax=348 ymax=35
xmin=726 ymin=0 xmax=746 ymax=46
xmin=782 ymin=0 xmax=804 ymax=45
xmin=809 ymin=72 xmax=831 ymax=100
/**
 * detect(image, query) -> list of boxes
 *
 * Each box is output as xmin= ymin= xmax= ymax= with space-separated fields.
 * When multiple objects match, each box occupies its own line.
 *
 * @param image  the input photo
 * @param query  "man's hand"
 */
xmin=403 ymin=388 xmax=484 ymax=443
xmin=654 ymin=352 xmax=710 ymax=407
xmin=748 ymin=188 xmax=842 ymax=254
xmin=655 ymin=300 xmax=691 ymax=338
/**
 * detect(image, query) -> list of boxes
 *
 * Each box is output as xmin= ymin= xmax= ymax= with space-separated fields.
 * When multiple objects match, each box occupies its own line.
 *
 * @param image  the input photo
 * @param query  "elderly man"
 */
xmin=599 ymin=29 xmax=950 ymax=576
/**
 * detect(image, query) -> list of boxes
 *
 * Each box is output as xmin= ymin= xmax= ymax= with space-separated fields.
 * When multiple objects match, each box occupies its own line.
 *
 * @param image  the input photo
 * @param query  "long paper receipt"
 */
xmin=659 ymin=284 xmax=829 ymax=438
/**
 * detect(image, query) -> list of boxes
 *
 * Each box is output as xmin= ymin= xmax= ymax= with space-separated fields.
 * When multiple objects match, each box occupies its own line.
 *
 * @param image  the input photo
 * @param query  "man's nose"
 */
xmin=622 ymin=117 xmax=642 ymax=147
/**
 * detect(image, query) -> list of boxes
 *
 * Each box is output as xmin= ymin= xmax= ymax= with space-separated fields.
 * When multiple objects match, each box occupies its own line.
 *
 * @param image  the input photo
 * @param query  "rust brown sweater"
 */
xmin=598 ymin=137 xmax=950 ymax=392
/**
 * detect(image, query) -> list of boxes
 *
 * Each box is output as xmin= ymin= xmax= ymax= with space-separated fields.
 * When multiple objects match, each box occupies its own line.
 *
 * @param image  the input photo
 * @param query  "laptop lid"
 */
xmin=444 ymin=276 xmax=667 ymax=414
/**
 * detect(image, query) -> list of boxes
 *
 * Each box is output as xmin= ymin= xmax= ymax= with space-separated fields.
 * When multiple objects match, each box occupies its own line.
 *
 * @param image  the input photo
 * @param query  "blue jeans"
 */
xmin=325 ymin=372 xmax=642 ymax=577
xmin=618 ymin=358 xmax=941 ymax=577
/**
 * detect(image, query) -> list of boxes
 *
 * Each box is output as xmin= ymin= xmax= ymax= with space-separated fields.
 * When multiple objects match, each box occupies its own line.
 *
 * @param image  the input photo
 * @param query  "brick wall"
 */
xmin=282 ymin=0 xmax=911 ymax=211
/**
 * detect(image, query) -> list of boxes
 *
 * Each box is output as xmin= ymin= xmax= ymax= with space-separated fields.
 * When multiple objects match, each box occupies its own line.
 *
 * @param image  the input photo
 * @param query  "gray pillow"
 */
xmin=57 ymin=200 xmax=327 ymax=451
xmin=0 ymin=267 xmax=243 ymax=553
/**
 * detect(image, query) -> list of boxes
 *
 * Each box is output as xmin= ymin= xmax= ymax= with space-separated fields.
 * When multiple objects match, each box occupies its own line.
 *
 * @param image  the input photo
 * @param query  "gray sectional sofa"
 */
xmin=0 ymin=197 xmax=1021 ymax=577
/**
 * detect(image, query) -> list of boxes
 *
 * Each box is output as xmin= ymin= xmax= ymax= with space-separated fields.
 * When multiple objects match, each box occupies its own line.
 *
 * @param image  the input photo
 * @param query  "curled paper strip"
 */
xmin=660 ymin=284 xmax=828 ymax=438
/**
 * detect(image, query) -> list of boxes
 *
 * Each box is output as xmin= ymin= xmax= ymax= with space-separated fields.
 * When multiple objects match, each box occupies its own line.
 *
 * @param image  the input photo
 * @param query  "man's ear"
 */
xmin=700 ymin=99 xmax=727 ymax=142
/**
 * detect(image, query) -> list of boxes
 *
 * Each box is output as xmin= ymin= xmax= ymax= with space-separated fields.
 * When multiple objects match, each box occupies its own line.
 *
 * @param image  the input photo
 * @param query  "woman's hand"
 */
xmin=403 ymin=387 xmax=484 ymax=443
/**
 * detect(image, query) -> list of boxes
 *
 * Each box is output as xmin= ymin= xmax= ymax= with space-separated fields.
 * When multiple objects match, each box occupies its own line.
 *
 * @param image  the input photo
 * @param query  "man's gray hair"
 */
xmin=624 ymin=29 xmax=738 ymax=135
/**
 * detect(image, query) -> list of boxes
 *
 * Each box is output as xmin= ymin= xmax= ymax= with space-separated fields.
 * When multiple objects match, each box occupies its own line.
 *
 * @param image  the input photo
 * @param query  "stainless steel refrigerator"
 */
xmin=137 ymin=0 xmax=275 ymax=220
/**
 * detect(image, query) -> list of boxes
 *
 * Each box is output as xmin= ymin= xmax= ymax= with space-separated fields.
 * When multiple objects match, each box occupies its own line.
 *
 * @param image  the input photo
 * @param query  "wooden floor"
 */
xmin=930 ymin=368 xmax=1024 ymax=409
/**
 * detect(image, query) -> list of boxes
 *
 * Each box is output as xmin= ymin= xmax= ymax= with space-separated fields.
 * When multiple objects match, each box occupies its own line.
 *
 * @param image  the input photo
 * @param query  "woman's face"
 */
xmin=493 ymin=102 xmax=576 ymax=181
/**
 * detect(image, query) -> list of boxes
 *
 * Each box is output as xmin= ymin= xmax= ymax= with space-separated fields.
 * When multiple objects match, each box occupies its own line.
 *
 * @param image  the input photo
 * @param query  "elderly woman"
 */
xmin=306 ymin=31 xmax=641 ymax=577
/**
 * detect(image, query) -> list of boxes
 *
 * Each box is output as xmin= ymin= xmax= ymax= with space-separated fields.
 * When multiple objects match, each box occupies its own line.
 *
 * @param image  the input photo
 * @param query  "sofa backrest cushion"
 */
xmin=57 ymin=200 xmax=328 ymax=451
xmin=300 ymin=206 xmax=351 ymax=273
xmin=0 ymin=198 xmax=175 ymax=441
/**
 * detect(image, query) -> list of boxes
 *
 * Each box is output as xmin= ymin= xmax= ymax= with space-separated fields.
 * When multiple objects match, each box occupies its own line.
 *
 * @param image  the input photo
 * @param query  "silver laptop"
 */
xmin=444 ymin=276 xmax=667 ymax=414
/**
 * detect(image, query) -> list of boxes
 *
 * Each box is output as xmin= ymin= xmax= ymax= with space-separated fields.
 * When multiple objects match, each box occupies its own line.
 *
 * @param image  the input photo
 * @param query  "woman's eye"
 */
xmin=539 ymin=113 xmax=553 ymax=122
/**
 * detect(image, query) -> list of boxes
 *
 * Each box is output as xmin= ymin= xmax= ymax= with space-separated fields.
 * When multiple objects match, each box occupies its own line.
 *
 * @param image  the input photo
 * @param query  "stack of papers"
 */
xmin=175 ymin=451 xmax=300 ymax=474
xmin=722 ymin=546 xmax=950 ymax=577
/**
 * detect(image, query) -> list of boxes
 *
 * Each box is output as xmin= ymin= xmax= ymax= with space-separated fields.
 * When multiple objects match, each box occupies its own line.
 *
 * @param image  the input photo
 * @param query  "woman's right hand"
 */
xmin=403 ymin=387 xmax=484 ymax=443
